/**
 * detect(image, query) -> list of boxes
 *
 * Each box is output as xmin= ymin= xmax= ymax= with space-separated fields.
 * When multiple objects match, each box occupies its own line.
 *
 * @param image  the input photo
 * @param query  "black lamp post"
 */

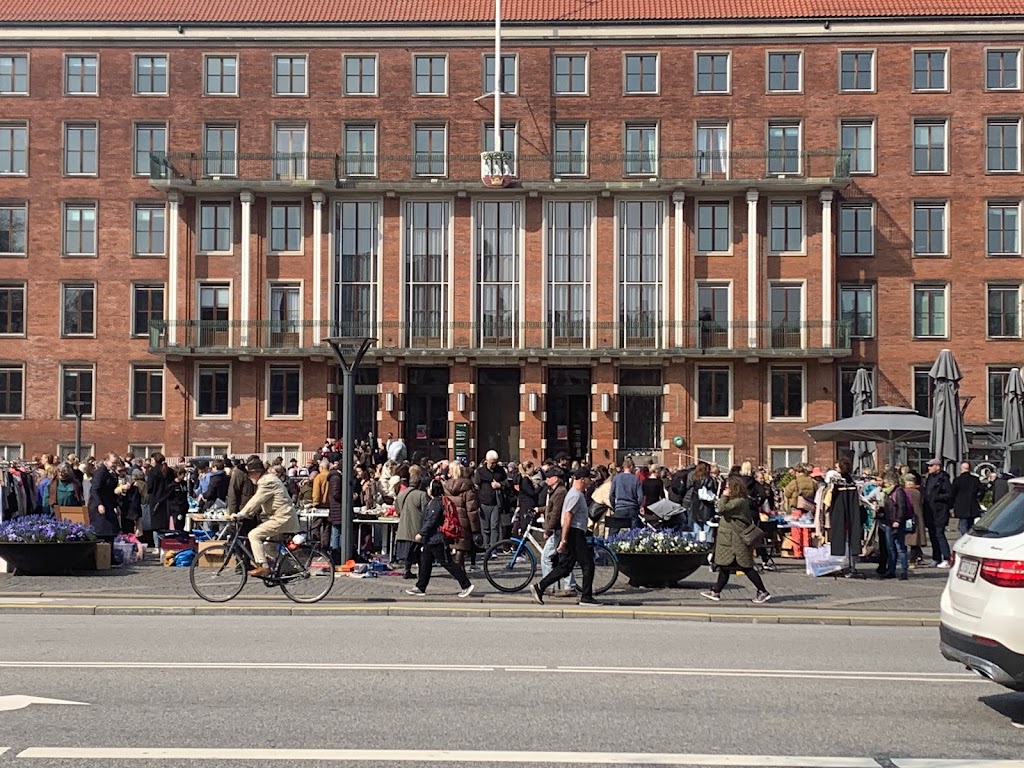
xmin=65 ymin=370 xmax=88 ymax=458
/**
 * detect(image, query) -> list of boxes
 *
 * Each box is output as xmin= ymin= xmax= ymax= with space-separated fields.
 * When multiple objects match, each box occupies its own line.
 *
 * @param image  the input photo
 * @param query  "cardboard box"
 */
xmin=93 ymin=542 xmax=111 ymax=570
xmin=196 ymin=540 xmax=236 ymax=569
xmin=55 ymin=506 xmax=90 ymax=526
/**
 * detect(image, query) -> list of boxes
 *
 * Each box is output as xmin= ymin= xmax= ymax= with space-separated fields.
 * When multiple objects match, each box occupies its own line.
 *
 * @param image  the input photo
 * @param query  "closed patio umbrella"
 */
xmin=929 ymin=349 xmax=968 ymax=475
xmin=1002 ymin=368 xmax=1024 ymax=472
xmin=850 ymin=367 xmax=876 ymax=473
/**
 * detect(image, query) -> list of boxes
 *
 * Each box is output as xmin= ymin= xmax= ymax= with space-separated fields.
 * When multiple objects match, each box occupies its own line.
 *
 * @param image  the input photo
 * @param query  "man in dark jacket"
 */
xmin=540 ymin=467 xmax=574 ymax=594
xmin=227 ymin=455 xmax=260 ymax=517
xmin=922 ymin=458 xmax=954 ymax=567
xmin=88 ymin=454 xmax=121 ymax=543
xmin=609 ymin=457 xmax=644 ymax=528
xmin=144 ymin=452 xmax=175 ymax=543
xmin=326 ymin=461 xmax=345 ymax=565
xmin=951 ymin=461 xmax=984 ymax=537
xmin=991 ymin=467 xmax=1016 ymax=504
xmin=473 ymin=450 xmax=508 ymax=549
xmin=201 ymin=459 xmax=230 ymax=511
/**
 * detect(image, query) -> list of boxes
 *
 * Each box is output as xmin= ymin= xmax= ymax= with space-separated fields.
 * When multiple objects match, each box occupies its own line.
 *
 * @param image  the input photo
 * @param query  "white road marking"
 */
xmin=1012 ymin=722 xmax=1024 ymax=729
xmin=0 ymin=695 xmax=89 ymax=712
xmin=0 ymin=748 xmax=7 ymax=756
xmin=894 ymin=761 xmax=1024 ymax=768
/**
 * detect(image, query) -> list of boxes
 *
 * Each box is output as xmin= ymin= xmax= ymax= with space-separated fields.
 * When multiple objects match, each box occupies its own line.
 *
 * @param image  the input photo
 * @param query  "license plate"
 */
xmin=957 ymin=557 xmax=980 ymax=583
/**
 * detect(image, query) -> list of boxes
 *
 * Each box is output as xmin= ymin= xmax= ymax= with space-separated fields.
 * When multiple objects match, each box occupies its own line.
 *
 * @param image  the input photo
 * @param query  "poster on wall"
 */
xmin=453 ymin=422 xmax=470 ymax=465
xmin=416 ymin=424 xmax=428 ymax=440
xmin=556 ymin=425 xmax=568 ymax=441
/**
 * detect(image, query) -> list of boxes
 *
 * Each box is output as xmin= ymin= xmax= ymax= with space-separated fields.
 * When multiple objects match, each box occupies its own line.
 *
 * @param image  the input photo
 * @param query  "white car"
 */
xmin=940 ymin=478 xmax=1024 ymax=691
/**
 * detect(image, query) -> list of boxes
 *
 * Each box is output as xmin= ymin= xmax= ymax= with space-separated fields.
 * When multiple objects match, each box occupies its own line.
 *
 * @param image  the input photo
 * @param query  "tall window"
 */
xmin=619 ymin=200 xmax=663 ymax=347
xmin=839 ymin=203 xmax=874 ymax=257
xmin=484 ymin=53 xmax=517 ymax=94
xmin=767 ymin=52 xmax=802 ymax=92
xmin=986 ymin=49 xmax=1020 ymax=90
xmin=269 ymin=201 xmax=302 ymax=253
xmin=134 ymin=122 xmax=166 ymax=176
xmin=203 ymin=124 xmax=237 ymax=176
xmin=344 ymin=124 xmax=377 ymax=176
xmin=61 ymin=283 xmax=95 ymax=336
xmin=133 ymin=203 xmax=165 ymax=256
xmin=0 ymin=54 xmax=29 ymax=95
xmin=413 ymin=125 xmax=447 ymax=176
xmin=0 ymin=283 xmax=25 ymax=335
xmin=0 ymin=204 xmax=27 ymax=255
xmin=769 ymin=201 xmax=803 ymax=253
xmin=696 ymin=122 xmax=729 ymax=177
xmin=619 ymin=369 xmax=662 ymax=452
xmin=913 ymin=50 xmax=947 ymax=90
xmin=198 ymin=283 xmax=230 ymax=346
xmin=64 ymin=122 xmax=98 ymax=175
xmin=770 ymin=366 xmax=805 ymax=420
xmin=988 ymin=202 xmax=1021 ymax=257
xmin=624 ymin=123 xmax=657 ymax=175
xmin=204 ymin=55 xmax=237 ymax=95
xmin=196 ymin=365 xmax=230 ymax=417
xmin=554 ymin=54 xmax=587 ymax=94
xmin=268 ymin=365 xmax=301 ymax=417
xmin=273 ymin=123 xmax=307 ymax=180
xmin=767 ymin=121 xmax=800 ymax=174
xmin=269 ymin=283 xmax=300 ymax=344
xmin=65 ymin=54 xmax=98 ymax=94
xmin=414 ymin=55 xmax=447 ymax=95
xmin=61 ymin=365 xmax=94 ymax=417
xmin=343 ymin=55 xmax=376 ymax=95
xmin=987 ymin=284 xmax=1021 ymax=338
xmin=987 ymin=118 xmax=1021 ymax=172
xmin=199 ymin=201 xmax=232 ymax=252
xmin=131 ymin=366 xmax=164 ymax=417
xmin=840 ymin=51 xmax=874 ymax=91
xmin=913 ymin=119 xmax=948 ymax=173
xmin=0 ymin=123 xmax=27 ymax=175
xmin=913 ymin=285 xmax=948 ymax=338
xmin=484 ymin=122 xmax=518 ymax=175
xmin=273 ymin=55 xmax=307 ymax=95
xmin=335 ymin=200 xmax=379 ymax=338
xmin=769 ymin=283 xmax=803 ymax=348
xmin=913 ymin=202 xmax=948 ymax=257
xmin=697 ymin=282 xmax=730 ymax=348
xmin=134 ymin=55 xmax=167 ymax=94
xmin=132 ymin=283 xmax=164 ymax=336
xmin=840 ymin=120 xmax=874 ymax=174
xmin=547 ymin=200 xmax=590 ymax=346
xmin=553 ymin=123 xmax=587 ymax=176
xmin=697 ymin=366 xmax=731 ymax=419
xmin=0 ymin=365 xmax=23 ymax=417
xmin=696 ymin=201 xmax=730 ymax=253
xmin=696 ymin=53 xmax=729 ymax=93
xmin=989 ymin=367 xmax=1014 ymax=422
xmin=624 ymin=54 xmax=658 ymax=94
xmin=63 ymin=203 xmax=97 ymax=256
xmin=839 ymin=284 xmax=875 ymax=338
xmin=405 ymin=201 xmax=449 ymax=345
xmin=913 ymin=366 xmax=934 ymax=417
xmin=477 ymin=201 xmax=520 ymax=345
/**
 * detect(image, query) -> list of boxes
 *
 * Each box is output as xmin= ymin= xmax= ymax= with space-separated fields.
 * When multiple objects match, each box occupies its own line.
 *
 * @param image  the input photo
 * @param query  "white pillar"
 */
xmin=672 ymin=191 xmax=685 ymax=347
xmin=167 ymin=191 xmax=180 ymax=346
xmin=820 ymin=190 xmax=835 ymax=349
xmin=745 ymin=189 xmax=759 ymax=348
xmin=311 ymin=192 xmax=325 ymax=346
xmin=239 ymin=191 xmax=253 ymax=347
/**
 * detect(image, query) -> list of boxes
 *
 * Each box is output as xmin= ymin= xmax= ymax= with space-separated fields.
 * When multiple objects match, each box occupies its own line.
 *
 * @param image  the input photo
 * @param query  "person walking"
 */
xmin=395 ymin=465 xmax=428 ymax=579
xmin=405 ymin=479 xmax=475 ymax=598
xmin=951 ymin=461 xmax=984 ymax=537
xmin=473 ymin=450 xmax=508 ymax=549
xmin=922 ymin=458 xmax=954 ymax=568
xmin=700 ymin=476 xmax=772 ymax=604
xmin=443 ymin=461 xmax=481 ymax=570
xmin=539 ymin=467 xmax=576 ymax=595
xmin=532 ymin=468 xmax=597 ymax=606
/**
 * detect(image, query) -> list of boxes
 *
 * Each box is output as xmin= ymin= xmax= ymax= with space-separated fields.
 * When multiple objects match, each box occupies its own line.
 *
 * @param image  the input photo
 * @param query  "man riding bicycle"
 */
xmin=230 ymin=458 xmax=300 ymax=577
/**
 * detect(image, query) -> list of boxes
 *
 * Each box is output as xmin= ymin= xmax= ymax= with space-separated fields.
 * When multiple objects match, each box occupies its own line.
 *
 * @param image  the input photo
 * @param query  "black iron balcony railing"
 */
xmin=150 ymin=149 xmax=851 ymax=187
xmin=147 ymin=319 xmax=850 ymax=357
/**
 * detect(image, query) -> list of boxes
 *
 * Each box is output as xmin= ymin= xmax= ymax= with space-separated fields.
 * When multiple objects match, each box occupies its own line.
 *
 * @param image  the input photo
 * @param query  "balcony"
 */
xmin=149 ymin=149 xmax=851 ymax=194
xmin=147 ymin=319 xmax=850 ymax=360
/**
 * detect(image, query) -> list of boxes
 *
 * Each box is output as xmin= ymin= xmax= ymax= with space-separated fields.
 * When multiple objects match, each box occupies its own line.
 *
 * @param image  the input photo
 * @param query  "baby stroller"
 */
xmin=640 ymin=498 xmax=688 ymax=531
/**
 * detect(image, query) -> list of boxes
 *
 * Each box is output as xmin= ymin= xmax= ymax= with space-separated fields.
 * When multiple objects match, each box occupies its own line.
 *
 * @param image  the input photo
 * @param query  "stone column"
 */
xmin=820 ymin=190 xmax=835 ymax=349
xmin=167 ymin=191 xmax=181 ymax=346
xmin=312 ymin=192 xmax=325 ymax=345
xmin=239 ymin=191 xmax=253 ymax=347
xmin=745 ymin=189 xmax=759 ymax=348
xmin=672 ymin=191 xmax=685 ymax=347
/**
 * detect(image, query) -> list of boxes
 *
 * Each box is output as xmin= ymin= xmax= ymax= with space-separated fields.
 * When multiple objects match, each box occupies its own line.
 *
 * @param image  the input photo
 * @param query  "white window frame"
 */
xmin=263 ymin=444 xmax=302 ymax=463
xmin=838 ymin=283 xmax=876 ymax=340
xmin=63 ymin=121 xmax=98 ymax=177
xmin=0 ymin=53 xmax=30 ymax=96
xmin=696 ymin=120 xmax=730 ymax=178
xmin=766 ymin=50 xmax=803 ymax=94
xmin=483 ymin=121 xmax=518 ymax=175
xmin=912 ymin=117 xmax=949 ymax=174
xmin=694 ymin=51 xmax=731 ymax=95
xmin=768 ymin=280 xmax=807 ymax=348
xmin=623 ymin=52 xmax=660 ymax=95
xmin=129 ymin=364 xmax=165 ymax=419
xmin=768 ymin=447 xmax=808 ymax=472
xmin=912 ymin=283 xmax=950 ymax=339
xmin=412 ymin=53 xmax=448 ymax=96
xmin=132 ymin=53 xmax=169 ymax=96
xmin=839 ymin=118 xmax=876 ymax=175
xmin=62 ymin=202 xmax=98 ymax=257
xmin=985 ymin=47 xmax=1022 ymax=92
xmin=268 ymin=280 xmax=303 ymax=347
xmin=553 ymin=52 xmax=589 ymax=96
xmin=766 ymin=120 xmax=802 ymax=175
xmin=57 ymin=442 xmax=94 ymax=460
xmin=193 ymin=442 xmax=231 ymax=457
xmin=272 ymin=54 xmax=308 ymax=97
xmin=403 ymin=199 xmax=452 ymax=348
xmin=768 ymin=363 xmax=807 ymax=422
xmin=133 ymin=121 xmax=167 ymax=178
xmin=695 ymin=279 xmax=733 ymax=348
xmin=986 ymin=283 xmax=1022 ymax=339
xmin=987 ymin=200 xmax=1022 ymax=257
xmin=0 ymin=443 xmax=24 ymax=459
xmin=0 ymin=121 xmax=28 ymax=177
xmin=64 ymin=53 xmax=98 ymax=96
xmin=343 ymin=122 xmax=378 ymax=177
xmin=694 ymin=363 xmax=733 ymax=422
xmin=623 ymin=122 xmax=659 ymax=176
xmin=0 ymin=201 xmax=28 ymax=257
xmin=986 ymin=117 xmax=1022 ymax=174
xmin=838 ymin=49 xmax=876 ymax=93
xmin=60 ymin=281 xmax=97 ymax=338
xmin=988 ymin=366 xmax=1016 ymax=423
xmin=911 ymin=200 xmax=949 ymax=257
xmin=838 ymin=202 xmax=875 ymax=257
xmin=267 ymin=199 xmax=304 ymax=255
xmin=203 ymin=54 xmax=239 ymax=97
xmin=695 ymin=446 xmax=733 ymax=471
xmin=203 ymin=122 xmax=238 ymax=177
xmin=412 ymin=123 xmax=448 ymax=178
xmin=343 ymin=54 xmax=378 ymax=96
xmin=59 ymin=363 xmax=96 ymax=419
xmin=133 ymin=202 xmax=167 ymax=257
xmin=0 ymin=281 xmax=25 ymax=337
xmin=127 ymin=444 xmax=164 ymax=458
xmin=695 ymin=200 xmax=733 ymax=255
xmin=130 ymin=281 xmax=165 ymax=338
xmin=911 ymin=48 xmax=950 ymax=93
xmin=272 ymin=121 xmax=308 ymax=181
xmin=194 ymin=363 xmax=232 ymax=420
xmin=334 ymin=199 xmax=382 ymax=340
xmin=483 ymin=52 xmax=518 ymax=96
xmin=197 ymin=198 xmax=234 ymax=255
xmin=197 ymin=280 xmax=233 ymax=348
xmin=553 ymin=122 xmax=588 ymax=177
xmin=0 ymin=363 xmax=25 ymax=418
xmin=266 ymin=362 xmax=303 ymax=420
xmin=768 ymin=199 xmax=806 ymax=255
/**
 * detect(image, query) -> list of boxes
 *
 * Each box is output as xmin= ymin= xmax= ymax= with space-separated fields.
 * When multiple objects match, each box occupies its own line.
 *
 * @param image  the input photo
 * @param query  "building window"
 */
xmin=193 ymin=443 xmax=230 ymax=458
xmin=133 ymin=203 xmax=165 ymax=256
xmin=624 ymin=123 xmax=657 ymax=175
xmin=61 ymin=283 xmax=95 ymax=336
xmin=619 ymin=200 xmax=663 ymax=347
xmin=484 ymin=53 xmax=517 ymax=94
xmin=770 ymin=448 xmax=807 ymax=472
xmin=0 ymin=283 xmax=24 ymax=335
xmin=127 ymin=444 xmax=164 ymax=459
xmin=132 ymin=283 xmax=164 ymax=337
xmin=696 ymin=201 xmax=730 ymax=253
xmin=840 ymin=120 xmax=874 ymax=174
xmin=268 ymin=365 xmax=301 ymax=417
xmin=913 ymin=50 xmax=947 ymax=91
xmin=264 ymin=444 xmax=301 ymax=462
xmin=547 ymin=200 xmax=591 ymax=346
xmin=204 ymin=55 xmax=237 ymax=96
xmin=697 ymin=366 xmax=731 ymax=419
xmin=697 ymin=446 xmax=732 ymax=469
xmin=913 ymin=285 xmax=948 ymax=338
xmin=269 ymin=201 xmax=302 ymax=253
xmin=913 ymin=366 xmax=934 ymax=417
xmin=987 ymin=118 xmax=1021 ymax=173
xmin=912 ymin=202 xmax=947 ymax=257
xmin=61 ymin=365 xmax=94 ymax=418
xmin=484 ymin=122 xmax=518 ymax=175
xmin=63 ymin=203 xmax=97 ymax=256
xmin=838 ymin=366 xmax=874 ymax=419
xmin=839 ymin=203 xmax=874 ymax=257
xmin=696 ymin=53 xmax=729 ymax=93
xmin=134 ymin=55 xmax=167 ymax=95
xmin=0 ymin=203 xmax=27 ymax=255
xmin=987 ymin=284 xmax=1021 ymax=338
xmin=986 ymin=49 xmax=1020 ymax=90
xmin=989 ymin=367 xmax=1014 ymax=422
xmin=134 ymin=122 xmax=166 ymax=176
xmin=840 ymin=50 xmax=874 ymax=91
xmin=624 ymin=54 xmax=658 ymax=94
xmin=988 ymin=202 xmax=1021 ymax=257
xmin=273 ymin=55 xmax=307 ymax=96
xmin=64 ymin=122 xmax=97 ymax=176
xmin=769 ymin=201 xmax=803 ymax=253
xmin=199 ymin=201 xmax=232 ymax=253
xmin=405 ymin=201 xmax=449 ymax=345
xmin=196 ymin=365 xmax=230 ymax=417
xmin=0 ymin=365 xmax=24 ymax=417
xmin=273 ymin=123 xmax=307 ymax=180
xmin=0 ymin=54 xmax=29 ymax=95
xmin=0 ymin=123 xmax=27 ymax=175
xmin=131 ymin=365 xmax=163 ymax=417
xmin=65 ymin=54 xmax=98 ymax=95
xmin=413 ymin=124 xmax=447 ymax=177
xmin=334 ymin=200 xmax=379 ymax=338
xmin=696 ymin=282 xmax=730 ymax=348
xmin=414 ymin=55 xmax=447 ymax=95
xmin=477 ymin=201 xmax=520 ymax=346
xmin=203 ymin=124 xmax=237 ymax=176
xmin=770 ymin=366 xmax=805 ymax=420
xmin=767 ymin=52 xmax=802 ymax=92
xmin=619 ymin=369 xmax=662 ymax=452
xmin=553 ymin=123 xmax=587 ymax=176
xmin=913 ymin=119 xmax=948 ymax=173
xmin=839 ymin=284 xmax=875 ymax=339
xmin=770 ymin=283 xmax=804 ymax=348
xmin=767 ymin=121 xmax=800 ymax=174
xmin=198 ymin=283 xmax=230 ymax=346
xmin=554 ymin=54 xmax=587 ymax=94
xmin=343 ymin=55 xmax=376 ymax=95
xmin=268 ymin=283 xmax=300 ymax=343
xmin=344 ymin=124 xmax=377 ymax=176
xmin=696 ymin=122 xmax=729 ymax=177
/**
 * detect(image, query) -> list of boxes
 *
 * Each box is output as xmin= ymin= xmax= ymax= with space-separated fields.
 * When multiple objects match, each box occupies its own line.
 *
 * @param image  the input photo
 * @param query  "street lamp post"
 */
xmin=65 ymin=370 xmax=88 ymax=458
xmin=326 ymin=336 xmax=375 ymax=562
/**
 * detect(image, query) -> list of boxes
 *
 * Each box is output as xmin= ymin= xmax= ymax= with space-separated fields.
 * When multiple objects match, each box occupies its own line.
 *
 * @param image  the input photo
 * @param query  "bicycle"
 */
xmin=482 ymin=524 xmax=618 ymax=595
xmin=188 ymin=523 xmax=335 ymax=604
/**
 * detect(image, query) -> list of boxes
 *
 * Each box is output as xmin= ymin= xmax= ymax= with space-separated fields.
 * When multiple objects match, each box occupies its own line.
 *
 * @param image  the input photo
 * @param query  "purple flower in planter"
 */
xmin=0 ymin=515 xmax=98 ymax=544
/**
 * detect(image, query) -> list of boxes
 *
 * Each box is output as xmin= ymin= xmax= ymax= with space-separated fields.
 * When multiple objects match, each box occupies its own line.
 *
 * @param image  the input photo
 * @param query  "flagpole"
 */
xmin=494 ymin=0 xmax=502 ymax=155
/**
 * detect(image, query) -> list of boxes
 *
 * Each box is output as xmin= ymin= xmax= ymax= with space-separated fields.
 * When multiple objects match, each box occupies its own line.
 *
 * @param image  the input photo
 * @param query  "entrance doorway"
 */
xmin=477 ymin=368 xmax=520 ymax=462
xmin=404 ymin=367 xmax=449 ymax=462
xmin=546 ymin=368 xmax=591 ymax=462
xmin=332 ymin=366 xmax=378 ymax=446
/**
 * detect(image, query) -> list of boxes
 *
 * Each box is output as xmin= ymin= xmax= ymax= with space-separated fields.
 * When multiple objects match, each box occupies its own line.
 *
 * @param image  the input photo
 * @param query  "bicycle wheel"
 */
xmin=278 ymin=545 xmax=335 ymax=604
xmin=483 ymin=539 xmax=536 ymax=593
xmin=189 ymin=544 xmax=247 ymax=603
xmin=574 ymin=541 xmax=619 ymax=596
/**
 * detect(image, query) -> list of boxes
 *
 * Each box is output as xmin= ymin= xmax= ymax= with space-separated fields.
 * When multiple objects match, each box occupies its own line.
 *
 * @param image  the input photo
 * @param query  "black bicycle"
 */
xmin=188 ymin=523 xmax=335 ymax=604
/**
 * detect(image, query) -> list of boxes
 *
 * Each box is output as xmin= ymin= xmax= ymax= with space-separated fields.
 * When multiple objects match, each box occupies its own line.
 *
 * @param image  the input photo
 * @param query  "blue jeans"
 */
xmin=928 ymin=524 xmax=951 ymax=564
xmin=541 ymin=532 xmax=576 ymax=590
xmin=330 ymin=524 xmax=342 ymax=550
xmin=692 ymin=522 xmax=712 ymax=543
xmin=883 ymin=524 xmax=908 ymax=577
xmin=958 ymin=517 xmax=973 ymax=536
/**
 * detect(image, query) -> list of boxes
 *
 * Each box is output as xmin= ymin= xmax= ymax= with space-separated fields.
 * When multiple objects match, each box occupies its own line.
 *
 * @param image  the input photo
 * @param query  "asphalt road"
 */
xmin=0 ymin=615 xmax=1021 ymax=768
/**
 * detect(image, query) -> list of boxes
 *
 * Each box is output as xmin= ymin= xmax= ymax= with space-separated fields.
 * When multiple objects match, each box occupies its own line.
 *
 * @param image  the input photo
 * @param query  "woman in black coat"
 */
xmin=88 ymin=455 xmax=121 ymax=543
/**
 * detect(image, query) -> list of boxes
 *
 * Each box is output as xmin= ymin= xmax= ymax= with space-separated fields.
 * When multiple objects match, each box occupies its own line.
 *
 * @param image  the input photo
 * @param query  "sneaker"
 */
xmin=752 ymin=591 xmax=772 ymax=604
xmin=577 ymin=597 xmax=600 ymax=606
xmin=898 ymin=573 xmax=909 ymax=581
xmin=531 ymin=583 xmax=545 ymax=605
xmin=405 ymin=587 xmax=426 ymax=596
xmin=761 ymin=562 xmax=777 ymax=572
xmin=699 ymin=590 xmax=721 ymax=602
xmin=937 ymin=561 xmax=951 ymax=569
xmin=457 ymin=584 xmax=476 ymax=598
xmin=924 ymin=560 xmax=939 ymax=568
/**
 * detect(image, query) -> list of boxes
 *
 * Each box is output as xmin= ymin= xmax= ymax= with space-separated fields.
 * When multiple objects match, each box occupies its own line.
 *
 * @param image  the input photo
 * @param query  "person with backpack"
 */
xmin=405 ymin=479 xmax=475 ymax=597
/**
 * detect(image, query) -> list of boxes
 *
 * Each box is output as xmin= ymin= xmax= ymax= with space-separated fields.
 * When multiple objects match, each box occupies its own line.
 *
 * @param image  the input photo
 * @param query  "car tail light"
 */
xmin=980 ymin=558 xmax=1024 ymax=588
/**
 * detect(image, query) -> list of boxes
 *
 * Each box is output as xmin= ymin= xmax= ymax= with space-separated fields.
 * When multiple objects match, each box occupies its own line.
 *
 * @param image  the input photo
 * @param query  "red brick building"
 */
xmin=0 ymin=0 xmax=1020 ymax=468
